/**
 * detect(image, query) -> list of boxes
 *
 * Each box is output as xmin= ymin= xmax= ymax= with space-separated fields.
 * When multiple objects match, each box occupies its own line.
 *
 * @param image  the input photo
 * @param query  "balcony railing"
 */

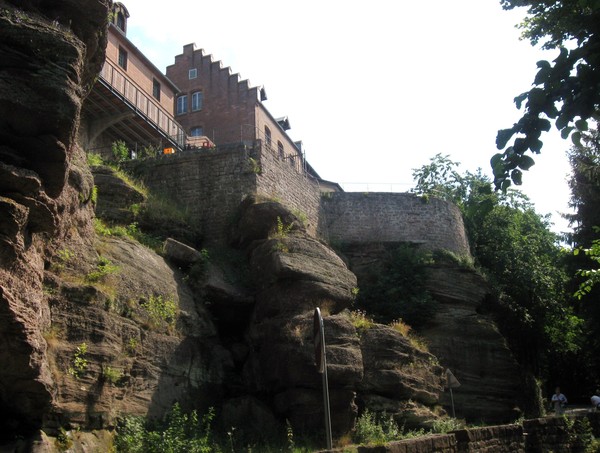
xmin=99 ymin=60 xmax=185 ymax=148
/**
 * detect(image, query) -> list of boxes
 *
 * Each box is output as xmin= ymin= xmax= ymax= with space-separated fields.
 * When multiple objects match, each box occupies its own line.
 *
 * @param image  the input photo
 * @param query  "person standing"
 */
xmin=551 ymin=387 xmax=568 ymax=415
xmin=591 ymin=394 xmax=600 ymax=411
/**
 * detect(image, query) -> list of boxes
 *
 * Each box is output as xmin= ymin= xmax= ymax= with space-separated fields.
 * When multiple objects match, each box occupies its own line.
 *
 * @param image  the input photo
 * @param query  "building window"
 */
xmin=189 ymin=68 xmax=197 ymax=79
xmin=176 ymin=95 xmax=187 ymax=115
xmin=152 ymin=79 xmax=161 ymax=100
xmin=277 ymin=141 xmax=284 ymax=159
xmin=116 ymin=12 xmax=126 ymax=32
xmin=191 ymin=91 xmax=203 ymax=111
xmin=264 ymin=126 xmax=271 ymax=148
xmin=118 ymin=47 xmax=128 ymax=70
xmin=190 ymin=126 xmax=203 ymax=136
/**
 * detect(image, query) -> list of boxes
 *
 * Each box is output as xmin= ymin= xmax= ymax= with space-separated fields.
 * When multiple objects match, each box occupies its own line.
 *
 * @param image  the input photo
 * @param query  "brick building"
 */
xmin=166 ymin=43 xmax=316 ymax=176
xmin=81 ymin=2 xmax=185 ymax=155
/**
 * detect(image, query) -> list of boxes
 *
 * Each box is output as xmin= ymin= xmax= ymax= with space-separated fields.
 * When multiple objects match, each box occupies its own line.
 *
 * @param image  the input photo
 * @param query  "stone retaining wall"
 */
xmin=334 ymin=414 xmax=600 ymax=453
xmin=319 ymin=192 xmax=470 ymax=256
xmin=124 ymin=147 xmax=470 ymax=256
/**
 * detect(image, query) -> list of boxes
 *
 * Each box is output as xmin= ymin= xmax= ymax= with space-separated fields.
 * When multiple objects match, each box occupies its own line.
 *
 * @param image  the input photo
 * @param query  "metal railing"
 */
xmin=99 ymin=60 xmax=186 ymax=148
xmin=338 ymin=182 xmax=414 ymax=193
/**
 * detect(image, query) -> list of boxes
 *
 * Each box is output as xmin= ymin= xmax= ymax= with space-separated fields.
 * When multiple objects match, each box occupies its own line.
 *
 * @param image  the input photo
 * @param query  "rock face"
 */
xmin=216 ymin=200 xmax=445 ymax=438
xmin=0 ymin=0 xmax=521 ymax=446
xmin=340 ymin=243 xmax=526 ymax=424
xmin=422 ymin=265 xmax=523 ymax=423
xmin=43 ymin=236 xmax=227 ymax=430
xmin=0 ymin=1 xmax=227 ymax=445
xmin=91 ymin=165 xmax=146 ymax=224
xmin=0 ymin=0 xmax=108 ymax=437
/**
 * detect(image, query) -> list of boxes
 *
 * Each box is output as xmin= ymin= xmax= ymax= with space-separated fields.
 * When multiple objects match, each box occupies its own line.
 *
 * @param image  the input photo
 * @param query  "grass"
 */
xmin=94 ymin=219 xmax=163 ymax=253
xmin=349 ymin=310 xmax=375 ymax=332
xmin=102 ymin=366 xmax=123 ymax=385
xmin=390 ymin=319 xmax=430 ymax=352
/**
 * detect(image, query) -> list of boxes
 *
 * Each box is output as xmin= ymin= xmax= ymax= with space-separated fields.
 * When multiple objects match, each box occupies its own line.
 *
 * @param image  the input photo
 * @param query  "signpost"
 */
xmin=445 ymin=368 xmax=461 ymax=418
xmin=313 ymin=308 xmax=332 ymax=450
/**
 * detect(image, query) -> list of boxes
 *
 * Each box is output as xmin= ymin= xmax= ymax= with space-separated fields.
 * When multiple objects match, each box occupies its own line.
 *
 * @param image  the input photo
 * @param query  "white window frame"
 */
xmin=176 ymin=95 xmax=188 ymax=115
xmin=191 ymin=91 xmax=203 ymax=112
xmin=189 ymin=68 xmax=197 ymax=79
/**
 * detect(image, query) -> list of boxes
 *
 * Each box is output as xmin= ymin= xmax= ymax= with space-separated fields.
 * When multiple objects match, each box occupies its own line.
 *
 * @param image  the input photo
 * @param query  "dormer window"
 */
xmin=116 ymin=12 xmax=125 ymax=31
xmin=111 ymin=2 xmax=129 ymax=34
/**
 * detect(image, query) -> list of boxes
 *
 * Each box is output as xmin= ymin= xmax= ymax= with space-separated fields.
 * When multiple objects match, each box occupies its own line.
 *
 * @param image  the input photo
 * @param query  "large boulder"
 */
xmin=359 ymin=325 xmax=444 ymax=405
xmin=250 ymin=236 xmax=357 ymax=320
xmin=230 ymin=196 xmax=306 ymax=247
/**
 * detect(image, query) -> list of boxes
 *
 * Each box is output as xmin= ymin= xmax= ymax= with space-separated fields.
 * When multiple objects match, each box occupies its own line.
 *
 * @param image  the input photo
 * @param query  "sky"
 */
xmin=122 ymin=0 xmax=573 ymax=234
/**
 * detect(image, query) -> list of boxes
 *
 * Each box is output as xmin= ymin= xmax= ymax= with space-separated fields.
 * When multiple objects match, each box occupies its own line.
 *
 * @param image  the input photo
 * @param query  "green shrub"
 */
xmin=112 ymin=140 xmax=130 ymax=162
xmin=356 ymin=244 xmax=437 ymax=329
xmin=431 ymin=249 xmax=475 ymax=269
xmin=350 ymin=310 xmax=375 ymax=332
xmin=431 ymin=417 xmax=465 ymax=433
xmin=353 ymin=409 xmax=427 ymax=446
xmin=55 ymin=427 xmax=73 ymax=451
xmin=86 ymin=152 xmax=104 ymax=166
xmin=141 ymin=294 xmax=177 ymax=329
xmin=51 ymin=248 xmax=75 ymax=272
xmin=102 ymin=366 xmax=123 ymax=385
xmin=114 ymin=403 xmax=218 ymax=453
xmin=86 ymin=256 xmax=119 ymax=282
xmin=68 ymin=342 xmax=88 ymax=379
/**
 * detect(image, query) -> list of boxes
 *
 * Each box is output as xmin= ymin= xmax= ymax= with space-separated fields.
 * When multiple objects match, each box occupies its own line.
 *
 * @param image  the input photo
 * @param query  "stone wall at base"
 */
xmin=329 ymin=415 xmax=600 ymax=453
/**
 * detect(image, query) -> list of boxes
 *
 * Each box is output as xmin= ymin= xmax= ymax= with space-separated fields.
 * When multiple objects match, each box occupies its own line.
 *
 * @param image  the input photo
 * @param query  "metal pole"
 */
xmin=318 ymin=314 xmax=333 ymax=450
xmin=449 ymin=388 xmax=456 ymax=418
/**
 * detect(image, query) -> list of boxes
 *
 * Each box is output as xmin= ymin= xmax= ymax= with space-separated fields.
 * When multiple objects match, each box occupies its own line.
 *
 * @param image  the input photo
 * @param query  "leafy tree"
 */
xmin=493 ymin=0 xmax=600 ymax=189
xmin=413 ymin=154 xmax=581 ymax=382
xmin=574 ymin=235 xmax=600 ymax=298
xmin=356 ymin=244 xmax=437 ymax=329
xmin=566 ymin=127 xmax=600 ymax=246
xmin=411 ymin=153 xmax=465 ymax=203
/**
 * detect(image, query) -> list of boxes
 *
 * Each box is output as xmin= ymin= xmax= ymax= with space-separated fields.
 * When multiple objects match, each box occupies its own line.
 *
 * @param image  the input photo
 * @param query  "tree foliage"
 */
xmin=413 ymin=155 xmax=580 ymax=377
xmin=493 ymin=0 xmax=600 ymax=189
xmin=566 ymin=127 xmax=600 ymax=245
xmin=355 ymin=244 xmax=437 ymax=329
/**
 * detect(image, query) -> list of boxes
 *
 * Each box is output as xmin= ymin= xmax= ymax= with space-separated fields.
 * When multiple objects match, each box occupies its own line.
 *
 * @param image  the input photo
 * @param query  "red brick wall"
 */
xmin=166 ymin=44 xmax=258 ymax=144
xmin=106 ymin=27 xmax=175 ymax=114
xmin=166 ymin=43 xmax=304 ymax=167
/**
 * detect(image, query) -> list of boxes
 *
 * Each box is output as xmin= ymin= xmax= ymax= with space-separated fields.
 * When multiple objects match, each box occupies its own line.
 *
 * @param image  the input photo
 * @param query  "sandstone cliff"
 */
xmin=0 ymin=0 xmax=109 ymax=438
xmin=0 ymin=0 xmax=525 ymax=450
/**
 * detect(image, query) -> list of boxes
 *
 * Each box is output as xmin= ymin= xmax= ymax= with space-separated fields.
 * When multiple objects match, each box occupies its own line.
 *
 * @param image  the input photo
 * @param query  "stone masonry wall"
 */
xmin=255 ymin=142 xmax=321 ymax=237
xmin=125 ymin=145 xmax=257 ymax=243
xmin=319 ymin=192 xmax=470 ymax=256
xmin=124 ymin=142 xmax=322 ymax=243
xmin=337 ymin=414 xmax=600 ymax=453
xmin=124 ymin=147 xmax=469 ymax=253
